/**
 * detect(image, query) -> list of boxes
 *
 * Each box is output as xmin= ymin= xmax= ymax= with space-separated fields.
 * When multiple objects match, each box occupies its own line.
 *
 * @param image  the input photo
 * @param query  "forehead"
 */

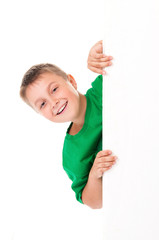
xmin=28 ymin=72 xmax=67 ymax=91
xmin=34 ymin=72 xmax=66 ymax=85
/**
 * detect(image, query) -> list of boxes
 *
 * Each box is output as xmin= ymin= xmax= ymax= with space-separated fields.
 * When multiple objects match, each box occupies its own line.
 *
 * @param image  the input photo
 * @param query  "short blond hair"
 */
xmin=20 ymin=63 xmax=67 ymax=106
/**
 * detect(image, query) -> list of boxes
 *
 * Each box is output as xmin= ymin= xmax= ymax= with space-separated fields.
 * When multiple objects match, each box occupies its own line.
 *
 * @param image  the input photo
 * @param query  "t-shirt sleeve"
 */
xmin=63 ymin=152 xmax=97 ymax=204
xmin=85 ymin=75 xmax=102 ymax=112
xmin=71 ymin=175 xmax=88 ymax=204
xmin=63 ymin=168 xmax=87 ymax=204
xmin=91 ymin=75 xmax=103 ymax=97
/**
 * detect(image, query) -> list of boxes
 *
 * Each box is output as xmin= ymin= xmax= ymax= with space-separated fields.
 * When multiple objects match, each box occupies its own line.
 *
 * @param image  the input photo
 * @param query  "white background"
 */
xmin=0 ymin=1 xmax=104 ymax=239
xmin=103 ymin=0 xmax=159 ymax=239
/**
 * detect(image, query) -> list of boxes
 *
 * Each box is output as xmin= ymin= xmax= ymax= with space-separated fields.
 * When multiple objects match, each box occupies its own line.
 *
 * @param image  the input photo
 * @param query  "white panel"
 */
xmin=103 ymin=1 xmax=159 ymax=239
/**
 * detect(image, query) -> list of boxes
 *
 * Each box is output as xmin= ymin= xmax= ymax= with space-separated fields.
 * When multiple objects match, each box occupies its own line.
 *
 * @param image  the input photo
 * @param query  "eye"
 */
xmin=40 ymin=101 xmax=46 ymax=109
xmin=52 ymin=87 xmax=58 ymax=93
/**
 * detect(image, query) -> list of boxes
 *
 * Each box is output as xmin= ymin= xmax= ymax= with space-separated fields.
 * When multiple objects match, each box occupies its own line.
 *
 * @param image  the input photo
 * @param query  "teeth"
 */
xmin=58 ymin=105 xmax=65 ymax=113
xmin=57 ymin=103 xmax=67 ymax=115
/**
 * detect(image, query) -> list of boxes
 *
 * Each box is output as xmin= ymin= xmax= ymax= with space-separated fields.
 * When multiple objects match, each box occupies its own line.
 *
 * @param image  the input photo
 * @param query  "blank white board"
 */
xmin=103 ymin=1 xmax=159 ymax=239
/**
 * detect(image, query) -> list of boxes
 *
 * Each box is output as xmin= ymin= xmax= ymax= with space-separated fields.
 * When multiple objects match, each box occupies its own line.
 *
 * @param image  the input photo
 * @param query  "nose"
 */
xmin=51 ymin=98 xmax=59 ymax=110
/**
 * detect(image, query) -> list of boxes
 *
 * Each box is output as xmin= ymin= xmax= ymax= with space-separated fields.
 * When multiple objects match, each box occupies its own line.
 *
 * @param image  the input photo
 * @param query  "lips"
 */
xmin=56 ymin=101 xmax=68 ymax=115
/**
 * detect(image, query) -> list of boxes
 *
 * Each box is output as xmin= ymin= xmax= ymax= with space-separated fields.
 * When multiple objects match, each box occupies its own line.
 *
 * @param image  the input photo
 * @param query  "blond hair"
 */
xmin=20 ymin=63 xmax=67 ymax=106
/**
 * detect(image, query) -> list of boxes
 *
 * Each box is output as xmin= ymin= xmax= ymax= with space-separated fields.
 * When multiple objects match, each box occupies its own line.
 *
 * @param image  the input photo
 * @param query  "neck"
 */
xmin=69 ymin=93 xmax=87 ymax=135
xmin=74 ymin=93 xmax=87 ymax=126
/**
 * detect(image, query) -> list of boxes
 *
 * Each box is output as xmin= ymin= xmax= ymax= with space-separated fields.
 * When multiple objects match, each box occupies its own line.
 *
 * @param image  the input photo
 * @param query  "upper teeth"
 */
xmin=57 ymin=104 xmax=66 ymax=114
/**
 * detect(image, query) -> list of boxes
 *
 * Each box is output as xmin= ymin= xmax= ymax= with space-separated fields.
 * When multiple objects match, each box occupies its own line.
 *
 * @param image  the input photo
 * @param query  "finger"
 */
xmin=93 ymin=40 xmax=103 ymax=48
xmin=98 ymin=161 xmax=116 ymax=168
xmin=96 ymin=40 xmax=103 ymax=45
xmin=88 ymin=61 xmax=112 ymax=68
xmin=96 ymin=56 xmax=113 ymax=62
xmin=97 ymin=158 xmax=116 ymax=166
xmin=98 ymin=156 xmax=117 ymax=162
xmin=96 ymin=156 xmax=117 ymax=166
xmin=90 ymin=52 xmax=104 ymax=59
xmin=96 ymin=150 xmax=112 ymax=158
xmin=100 ymin=166 xmax=112 ymax=175
xmin=101 ymin=56 xmax=113 ymax=62
xmin=89 ymin=56 xmax=113 ymax=62
xmin=88 ymin=66 xmax=106 ymax=75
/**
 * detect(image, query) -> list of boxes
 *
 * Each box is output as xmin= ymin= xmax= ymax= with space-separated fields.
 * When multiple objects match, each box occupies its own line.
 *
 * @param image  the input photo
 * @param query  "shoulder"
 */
xmin=86 ymin=75 xmax=103 ymax=97
xmin=85 ymin=75 xmax=103 ymax=109
xmin=91 ymin=75 xmax=103 ymax=89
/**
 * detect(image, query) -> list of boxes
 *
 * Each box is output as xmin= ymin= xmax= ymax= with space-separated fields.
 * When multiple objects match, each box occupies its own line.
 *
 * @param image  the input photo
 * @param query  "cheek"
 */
xmin=67 ymin=88 xmax=79 ymax=102
xmin=69 ymin=95 xmax=80 ymax=115
xmin=40 ymin=108 xmax=52 ymax=120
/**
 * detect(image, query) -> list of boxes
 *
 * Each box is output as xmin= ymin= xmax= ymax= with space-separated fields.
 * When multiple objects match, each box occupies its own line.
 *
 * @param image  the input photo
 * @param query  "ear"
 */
xmin=67 ymin=74 xmax=77 ymax=90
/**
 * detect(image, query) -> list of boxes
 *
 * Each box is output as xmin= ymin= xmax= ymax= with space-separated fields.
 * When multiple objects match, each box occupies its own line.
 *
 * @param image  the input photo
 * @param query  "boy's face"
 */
xmin=26 ymin=72 xmax=81 ymax=123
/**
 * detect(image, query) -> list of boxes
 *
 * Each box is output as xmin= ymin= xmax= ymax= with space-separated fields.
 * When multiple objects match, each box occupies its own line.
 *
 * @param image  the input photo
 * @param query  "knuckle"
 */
xmin=95 ymin=54 xmax=100 ymax=59
xmin=112 ymin=156 xmax=117 ymax=160
xmin=97 ymin=151 xmax=102 ymax=157
xmin=96 ymin=63 xmax=102 ymax=67
xmin=103 ymin=163 xmax=109 ymax=167
xmin=87 ymin=60 xmax=90 ymax=66
xmin=105 ymin=150 xmax=112 ymax=155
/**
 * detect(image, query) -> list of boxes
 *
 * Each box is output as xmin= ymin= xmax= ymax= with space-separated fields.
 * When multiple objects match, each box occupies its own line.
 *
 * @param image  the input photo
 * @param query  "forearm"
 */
xmin=81 ymin=172 xmax=103 ymax=209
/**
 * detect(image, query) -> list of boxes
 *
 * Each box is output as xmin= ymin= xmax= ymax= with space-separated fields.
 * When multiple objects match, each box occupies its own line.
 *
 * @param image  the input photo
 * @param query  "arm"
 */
xmin=87 ymin=40 xmax=113 ymax=75
xmin=82 ymin=150 xmax=117 ymax=209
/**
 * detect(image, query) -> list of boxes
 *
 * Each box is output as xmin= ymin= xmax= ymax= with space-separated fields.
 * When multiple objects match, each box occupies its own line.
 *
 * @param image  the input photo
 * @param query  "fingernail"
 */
xmin=102 ymin=71 xmax=106 ymax=75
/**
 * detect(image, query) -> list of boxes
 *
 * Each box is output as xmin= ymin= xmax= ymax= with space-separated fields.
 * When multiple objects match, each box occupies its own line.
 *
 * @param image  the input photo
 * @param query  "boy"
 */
xmin=20 ymin=41 xmax=117 ymax=209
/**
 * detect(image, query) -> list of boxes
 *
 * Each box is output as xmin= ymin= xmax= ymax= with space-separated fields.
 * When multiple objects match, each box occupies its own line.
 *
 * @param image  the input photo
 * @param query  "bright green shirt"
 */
xmin=62 ymin=75 xmax=102 ymax=203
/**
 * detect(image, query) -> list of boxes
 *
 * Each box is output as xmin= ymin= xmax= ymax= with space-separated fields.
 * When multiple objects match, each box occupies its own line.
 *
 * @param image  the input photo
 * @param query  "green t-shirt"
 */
xmin=62 ymin=75 xmax=102 ymax=203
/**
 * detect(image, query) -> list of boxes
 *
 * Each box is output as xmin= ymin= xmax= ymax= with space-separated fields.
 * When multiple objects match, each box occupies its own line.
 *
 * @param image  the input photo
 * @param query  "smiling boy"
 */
xmin=20 ymin=41 xmax=117 ymax=209
xmin=25 ymin=72 xmax=86 ymax=126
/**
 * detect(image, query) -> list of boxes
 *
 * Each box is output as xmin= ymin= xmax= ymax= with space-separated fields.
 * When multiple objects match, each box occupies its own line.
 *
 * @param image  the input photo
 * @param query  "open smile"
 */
xmin=57 ymin=101 xmax=68 ymax=115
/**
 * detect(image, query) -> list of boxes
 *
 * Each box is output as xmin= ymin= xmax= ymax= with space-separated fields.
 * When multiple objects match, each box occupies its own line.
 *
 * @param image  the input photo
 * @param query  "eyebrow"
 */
xmin=34 ymin=81 xmax=56 ymax=107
